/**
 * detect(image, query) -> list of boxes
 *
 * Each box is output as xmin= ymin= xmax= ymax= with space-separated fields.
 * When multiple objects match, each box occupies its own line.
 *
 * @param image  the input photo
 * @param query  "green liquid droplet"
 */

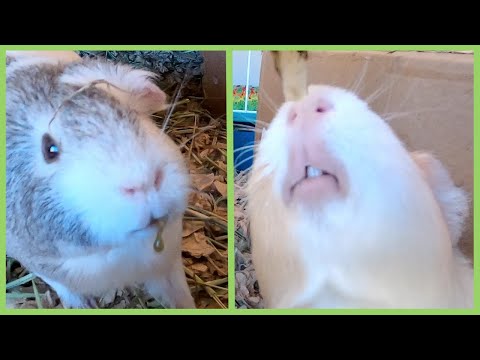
xmin=154 ymin=233 xmax=164 ymax=252
xmin=153 ymin=219 xmax=167 ymax=253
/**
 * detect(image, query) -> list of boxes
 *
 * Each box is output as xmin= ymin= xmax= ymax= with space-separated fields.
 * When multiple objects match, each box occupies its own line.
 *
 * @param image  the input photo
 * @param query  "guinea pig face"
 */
xmin=38 ymin=88 xmax=189 ymax=246
xmin=256 ymin=84 xmax=416 ymax=214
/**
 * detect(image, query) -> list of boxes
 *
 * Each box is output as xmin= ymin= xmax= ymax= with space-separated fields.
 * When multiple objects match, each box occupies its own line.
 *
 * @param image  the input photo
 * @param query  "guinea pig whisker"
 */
xmin=234 ymin=144 xmax=259 ymax=154
xmin=234 ymin=154 xmax=256 ymax=171
xmin=260 ymin=89 xmax=280 ymax=114
xmin=364 ymin=83 xmax=389 ymax=106
xmin=235 ymin=150 xmax=257 ymax=168
xmin=253 ymin=118 xmax=272 ymax=127
xmin=364 ymin=73 xmax=398 ymax=107
xmin=350 ymin=58 xmax=370 ymax=96
xmin=382 ymin=107 xmax=448 ymax=122
xmin=234 ymin=125 xmax=264 ymax=134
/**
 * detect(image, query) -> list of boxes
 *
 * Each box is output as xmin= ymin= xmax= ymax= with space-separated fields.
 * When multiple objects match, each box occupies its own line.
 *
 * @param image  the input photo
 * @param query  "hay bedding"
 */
xmin=6 ymin=51 xmax=228 ymax=309
xmin=234 ymin=170 xmax=264 ymax=309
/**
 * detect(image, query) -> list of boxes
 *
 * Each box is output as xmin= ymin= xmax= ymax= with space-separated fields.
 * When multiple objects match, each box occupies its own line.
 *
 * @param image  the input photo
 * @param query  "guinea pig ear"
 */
xmin=411 ymin=151 xmax=469 ymax=247
xmin=60 ymin=62 xmax=169 ymax=115
xmin=131 ymin=80 xmax=169 ymax=114
xmin=99 ymin=64 xmax=169 ymax=114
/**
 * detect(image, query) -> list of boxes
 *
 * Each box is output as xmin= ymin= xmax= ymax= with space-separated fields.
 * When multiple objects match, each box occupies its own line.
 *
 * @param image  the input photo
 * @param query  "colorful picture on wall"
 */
xmin=233 ymin=85 xmax=259 ymax=111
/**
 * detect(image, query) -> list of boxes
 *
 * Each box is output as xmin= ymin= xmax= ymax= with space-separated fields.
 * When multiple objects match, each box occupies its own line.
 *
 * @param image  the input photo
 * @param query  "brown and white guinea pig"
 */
xmin=6 ymin=51 xmax=196 ymax=309
xmin=247 ymin=84 xmax=473 ymax=309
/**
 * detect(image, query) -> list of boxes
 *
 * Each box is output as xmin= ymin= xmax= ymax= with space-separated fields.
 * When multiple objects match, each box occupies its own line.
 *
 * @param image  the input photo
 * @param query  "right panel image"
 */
xmin=234 ymin=50 xmax=474 ymax=309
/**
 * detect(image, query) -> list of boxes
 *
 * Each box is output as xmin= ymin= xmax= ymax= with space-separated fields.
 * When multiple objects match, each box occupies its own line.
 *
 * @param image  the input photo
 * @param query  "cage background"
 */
xmin=233 ymin=51 xmax=262 ymax=172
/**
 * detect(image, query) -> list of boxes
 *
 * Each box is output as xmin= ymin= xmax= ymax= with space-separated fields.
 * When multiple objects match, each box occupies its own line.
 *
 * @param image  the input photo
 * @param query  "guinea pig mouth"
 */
xmin=305 ymin=165 xmax=336 ymax=181
xmin=287 ymin=165 xmax=339 ymax=204
xmin=292 ymin=165 xmax=338 ymax=188
xmin=133 ymin=216 xmax=168 ymax=233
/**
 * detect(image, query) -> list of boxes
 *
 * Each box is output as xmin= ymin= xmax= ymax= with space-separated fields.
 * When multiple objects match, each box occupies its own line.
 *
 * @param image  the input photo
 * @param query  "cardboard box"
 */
xmin=201 ymin=51 xmax=226 ymax=117
xmin=256 ymin=50 xmax=474 ymax=259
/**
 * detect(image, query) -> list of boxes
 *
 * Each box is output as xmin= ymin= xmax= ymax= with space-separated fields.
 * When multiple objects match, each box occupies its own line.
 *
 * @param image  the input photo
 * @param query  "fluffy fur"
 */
xmin=247 ymin=84 xmax=473 ymax=309
xmin=6 ymin=51 xmax=195 ymax=308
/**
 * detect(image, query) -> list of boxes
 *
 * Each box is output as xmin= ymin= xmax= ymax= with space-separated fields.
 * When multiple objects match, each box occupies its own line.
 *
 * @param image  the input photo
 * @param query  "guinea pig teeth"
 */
xmin=306 ymin=165 xmax=323 ymax=178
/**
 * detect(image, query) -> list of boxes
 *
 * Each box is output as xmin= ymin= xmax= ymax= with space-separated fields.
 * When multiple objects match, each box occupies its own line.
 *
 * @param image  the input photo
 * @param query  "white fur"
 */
xmin=248 ymin=84 xmax=473 ymax=309
xmin=38 ymin=275 xmax=95 ymax=309
xmin=7 ymin=50 xmax=168 ymax=114
xmin=60 ymin=61 xmax=168 ymax=113
xmin=47 ymin=216 xmax=194 ymax=308
xmin=6 ymin=51 xmax=81 ymax=76
xmin=411 ymin=151 xmax=470 ymax=247
xmin=51 ymin=115 xmax=189 ymax=247
xmin=60 ymin=60 xmax=156 ymax=92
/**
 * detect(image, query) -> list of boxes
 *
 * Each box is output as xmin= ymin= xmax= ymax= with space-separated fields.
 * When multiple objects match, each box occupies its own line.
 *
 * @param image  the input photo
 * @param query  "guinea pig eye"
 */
xmin=42 ymin=133 xmax=60 ymax=163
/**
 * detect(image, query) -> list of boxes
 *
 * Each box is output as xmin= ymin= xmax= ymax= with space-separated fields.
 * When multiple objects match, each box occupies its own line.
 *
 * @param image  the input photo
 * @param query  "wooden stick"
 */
xmin=270 ymin=51 xmax=309 ymax=102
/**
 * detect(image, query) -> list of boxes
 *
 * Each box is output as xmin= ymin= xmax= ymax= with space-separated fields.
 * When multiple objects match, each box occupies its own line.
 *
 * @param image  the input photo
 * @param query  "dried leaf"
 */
xmin=215 ymin=207 xmax=228 ymax=220
xmin=183 ymin=221 xmax=204 ymax=237
xmin=191 ymin=263 xmax=209 ymax=273
xmin=188 ymin=159 xmax=202 ymax=171
xmin=182 ymin=233 xmax=215 ymax=258
xmin=205 ymin=302 xmax=223 ymax=309
xmin=214 ymin=181 xmax=227 ymax=197
xmin=191 ymin=173 xmax=215 ymax=191
xmin=183 ymin=257 xmax=194 ymax=266
xmin=217 ymin=162 xmax=227 ymax=172
xmin=199 ymin=149 xmax=212 ymax=159
xmin=214 ymin=175 xmax=225 ymax=182
xmin=189 ymin=192 xmax=213 ymax=211
xmin=207 ymin=258 xmax=227 ymax=276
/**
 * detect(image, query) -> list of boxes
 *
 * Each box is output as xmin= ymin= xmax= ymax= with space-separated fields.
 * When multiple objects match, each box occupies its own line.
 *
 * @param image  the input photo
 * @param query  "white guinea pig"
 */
xmin=247 ymin=84 xmax=473 ymax=309
xmin=6 ymin=51 xmax=195 ymax=308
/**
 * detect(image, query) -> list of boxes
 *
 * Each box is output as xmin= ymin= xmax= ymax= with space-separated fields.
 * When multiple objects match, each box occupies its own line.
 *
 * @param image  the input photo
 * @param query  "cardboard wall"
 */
xmin=256 ymin=51 xmax=474 ymax=259
xmin=201 ymin=51 xmax=226 ymax=118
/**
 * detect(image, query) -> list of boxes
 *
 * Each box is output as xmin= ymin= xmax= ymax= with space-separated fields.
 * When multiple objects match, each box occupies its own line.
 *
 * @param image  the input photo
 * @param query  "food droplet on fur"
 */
xmin=153 ymin=219 xmax=167 ymax=253
xmin=154 ymin=233 xmax=164 ymax=252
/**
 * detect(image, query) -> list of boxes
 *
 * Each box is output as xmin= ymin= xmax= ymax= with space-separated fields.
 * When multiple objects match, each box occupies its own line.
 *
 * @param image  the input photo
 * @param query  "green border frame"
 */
xmin=0 ymin=45 xmax=477 ymax=315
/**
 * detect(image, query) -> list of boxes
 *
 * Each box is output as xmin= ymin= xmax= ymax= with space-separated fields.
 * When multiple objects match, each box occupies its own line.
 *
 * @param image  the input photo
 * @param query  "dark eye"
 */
xmin=42 ymin=133 xmax=60 ymax=163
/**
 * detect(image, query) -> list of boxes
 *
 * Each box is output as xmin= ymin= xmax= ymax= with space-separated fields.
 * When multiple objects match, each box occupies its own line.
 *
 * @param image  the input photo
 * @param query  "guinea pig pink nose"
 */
xmin=153 ymin=169 xmax=163 ymax=190
xmin=121 ymin=169 xmax=164 ymax=196
xmin=287 ymin=99 xmax=333 ymax=125
xmin=287 ymin=106 xmax=298 ymax=124
xmin=315 ymin=99 xmax=333 ymax=113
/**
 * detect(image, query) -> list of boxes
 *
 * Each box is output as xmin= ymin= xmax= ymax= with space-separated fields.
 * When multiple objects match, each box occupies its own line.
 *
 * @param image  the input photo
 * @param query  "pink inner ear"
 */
xmin=137 ymin=83 xmax=167 ymax=111
xmin=138 ymin=83 xmax=167 ymax=105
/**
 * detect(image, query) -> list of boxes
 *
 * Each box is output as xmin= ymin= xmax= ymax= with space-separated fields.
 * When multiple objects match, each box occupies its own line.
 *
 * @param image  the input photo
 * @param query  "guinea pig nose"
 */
xmin=287 ymin=105 xmax=299 ymax=124
xmin=314 ymin=99 xmax=333 ymax=114
xmin=121 ymin=186 xmax=141 ymax=196
xmin=121 ymin=169 xmax=164 ymax=196
xmin=153 ymin=169 xmax=163 ymax=190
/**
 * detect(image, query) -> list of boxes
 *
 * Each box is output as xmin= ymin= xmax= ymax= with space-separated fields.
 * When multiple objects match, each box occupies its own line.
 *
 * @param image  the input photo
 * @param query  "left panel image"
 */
xmin=6 ymin=50 xmax=228 ymax=309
